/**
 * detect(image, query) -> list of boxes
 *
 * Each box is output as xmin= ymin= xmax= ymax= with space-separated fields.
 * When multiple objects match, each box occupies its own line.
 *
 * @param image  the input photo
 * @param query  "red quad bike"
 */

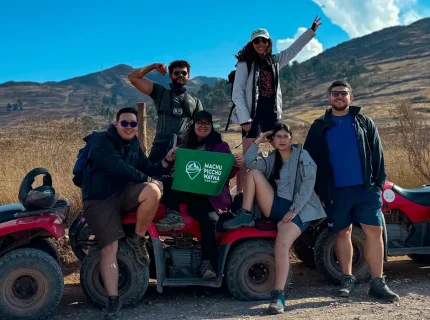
xmin=0 ymin=168 xmax=70 ymax=320
xmin=294 ymin=181 xmax=430 ymax=284
xmin=69 ymin=203 xmax=294 ymax=309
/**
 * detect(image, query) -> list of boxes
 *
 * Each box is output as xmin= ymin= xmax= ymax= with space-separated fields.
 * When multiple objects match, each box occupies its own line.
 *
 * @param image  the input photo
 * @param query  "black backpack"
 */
xmin=225 ymin=59 xmax=252 ymax=131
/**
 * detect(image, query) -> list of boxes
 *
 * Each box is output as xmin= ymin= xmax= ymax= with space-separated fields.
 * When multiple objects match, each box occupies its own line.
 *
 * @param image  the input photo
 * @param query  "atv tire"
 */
xmin=0 ymin=248 xmax=64 ymax=320
xmin=80 ymin=239 xmax=149 ymax=309
xmin=314 ymin=227 xmax=370 ymax=285
xmin=226 ymin=239 xmax=292 ymax=301
xmin=27 ymin=238 xmax=60 ymax=264
xmin=294 ymin=237 xmax=316 ymax=269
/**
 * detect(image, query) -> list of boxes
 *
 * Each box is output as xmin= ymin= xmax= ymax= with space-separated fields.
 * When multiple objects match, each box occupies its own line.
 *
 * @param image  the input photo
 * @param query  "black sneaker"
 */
xmin=201 ymin=260 xmax=216 ymax=279
xmin=268 ymin=290 xmax=286 ymax=314
xmin=154 ymin=209 xmax=185 ymax=232
xmin=223 ymin=208 xmax=255 ymax=230
xmin=338 ymin=274 xmax=357 ymax=297
xmin=125 ymin=233 xmax=150 ymax=266
xmin=369 ymin=277 xmax=400 ymax=302
xmin=103 ymin=296 xmax=121 ymax=320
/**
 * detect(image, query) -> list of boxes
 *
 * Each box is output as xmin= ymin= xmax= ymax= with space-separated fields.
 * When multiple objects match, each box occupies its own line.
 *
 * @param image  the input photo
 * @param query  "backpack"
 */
xmin=72 ymin=131 xmax=99 ymax=188
xmin=225 ymin=59 xmax=253 ymax=131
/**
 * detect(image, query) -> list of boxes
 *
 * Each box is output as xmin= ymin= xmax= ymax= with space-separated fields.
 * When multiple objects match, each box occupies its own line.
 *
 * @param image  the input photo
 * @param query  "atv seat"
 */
xmin=0 ymin=204 xmax=26 ymax=224
xmin=393 ymin=185 xmax=430 ymax=207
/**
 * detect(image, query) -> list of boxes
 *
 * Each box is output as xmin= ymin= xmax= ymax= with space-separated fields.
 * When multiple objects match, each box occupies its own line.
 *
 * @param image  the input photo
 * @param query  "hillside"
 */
xmin=1 ymin=18 xmax=430 ymax=126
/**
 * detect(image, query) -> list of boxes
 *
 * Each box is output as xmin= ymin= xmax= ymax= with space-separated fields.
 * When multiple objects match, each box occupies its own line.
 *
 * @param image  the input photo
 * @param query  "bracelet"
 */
xmin=163 ymin=157 xmax=174 ymax=165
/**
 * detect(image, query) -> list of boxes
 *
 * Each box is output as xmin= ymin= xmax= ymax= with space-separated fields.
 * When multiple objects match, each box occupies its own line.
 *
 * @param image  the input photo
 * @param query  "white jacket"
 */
xmin=231 ymin=28 xmax=316 ymax=125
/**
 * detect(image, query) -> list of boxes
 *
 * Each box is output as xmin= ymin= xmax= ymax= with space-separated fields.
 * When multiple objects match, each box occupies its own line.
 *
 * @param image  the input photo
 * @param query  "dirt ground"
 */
xmin=55 ymin=256 xmax=430 ymax=320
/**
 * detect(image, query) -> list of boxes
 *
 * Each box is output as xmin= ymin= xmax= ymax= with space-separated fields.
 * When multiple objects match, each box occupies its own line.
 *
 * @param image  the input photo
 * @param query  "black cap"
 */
xmin=194 ymin=110 xmax=213 ymax=122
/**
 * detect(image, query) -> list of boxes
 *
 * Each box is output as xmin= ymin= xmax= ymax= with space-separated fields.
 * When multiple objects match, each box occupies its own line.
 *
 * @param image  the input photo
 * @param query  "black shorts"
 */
xmin=83 ymin=182 xmax=148 ymax=248
xmin=242 ymin=114 xmax=280 ymax=139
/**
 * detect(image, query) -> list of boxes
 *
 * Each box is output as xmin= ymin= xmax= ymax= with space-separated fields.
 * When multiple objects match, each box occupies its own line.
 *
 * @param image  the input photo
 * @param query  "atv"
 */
xmin=0 ymin=168 xmax=70 ymax=320
xmin=293 ymin=181 xmax=430 ymax=285
xmin=69 ymin=203 xmax=292 ymax=309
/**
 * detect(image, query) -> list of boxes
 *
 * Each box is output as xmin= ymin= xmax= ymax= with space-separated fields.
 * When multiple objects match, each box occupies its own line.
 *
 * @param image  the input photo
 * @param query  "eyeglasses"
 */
xmin=120 ymin=120 xmax=138 ymax=128
xmin=173 ymin=70 xmax=188 ymax=77
xmin=330 ymin=91 xmax=350 ymax=97
xmin=252 ymin=37 xmax=269 ymax=45
xmin=195 ymin=121 xmax=212 ymax=127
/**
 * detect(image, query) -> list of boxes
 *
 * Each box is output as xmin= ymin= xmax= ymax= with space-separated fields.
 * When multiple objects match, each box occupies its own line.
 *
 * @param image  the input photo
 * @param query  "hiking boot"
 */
xmin=369 ymin=277 xmax=400 ymax=302
xmin=338 ymin=274 xmax=357 ymax=297
xmin=201 ymin=260 xmax=217 ymax=279
xmin=268 ymin=290 xmax=286 ymax=314
xmin=223 ymin=208 xmax=255 ymax=230
xmin=126 ymin=233 xmax=150 ymax=266
xmin=154 ymin=209 xmax=185 ymax=232
xmin=103 ymin=296 xmax=121 ymax=320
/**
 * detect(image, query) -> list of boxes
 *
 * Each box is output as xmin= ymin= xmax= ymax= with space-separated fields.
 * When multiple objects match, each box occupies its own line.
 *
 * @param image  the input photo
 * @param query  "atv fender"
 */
xmin=0 ymin=214 xmax=65 ymax=239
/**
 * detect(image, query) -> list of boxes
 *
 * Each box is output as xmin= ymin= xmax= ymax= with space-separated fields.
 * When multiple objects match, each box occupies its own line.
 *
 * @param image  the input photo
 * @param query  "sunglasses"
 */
xmin=119 ymin=120 xmax=138 ymax=128
xmin=173 ymin=70 xmax=188 ymax=77
xmin=252 ymin=37 xmax=269 ymax=45
xmin=330 ymin=91 xmax=350 ymax=97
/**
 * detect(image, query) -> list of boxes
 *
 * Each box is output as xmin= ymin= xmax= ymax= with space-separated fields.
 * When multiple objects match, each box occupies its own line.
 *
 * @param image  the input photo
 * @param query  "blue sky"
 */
xmin=1 ymin=0 xmax=429 ymax=83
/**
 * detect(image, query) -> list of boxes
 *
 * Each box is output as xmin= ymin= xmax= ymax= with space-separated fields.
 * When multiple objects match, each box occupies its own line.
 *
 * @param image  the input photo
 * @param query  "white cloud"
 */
xmin=276 ymin=27 xmax=323 ymax=63
xmin=311 ymin=0 xmax=425 ymax=38
xmin=401 ymin=10 xmax=422 ymax=24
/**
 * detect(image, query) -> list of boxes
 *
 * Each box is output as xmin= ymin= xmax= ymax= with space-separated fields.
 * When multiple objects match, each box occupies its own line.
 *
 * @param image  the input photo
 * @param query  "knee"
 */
xmin=247 ymin=169 xmax=262 ymax=179
xmin=101 ymin=241 xmax=118 ymax=257
xmin=363 ymin=225 xmax=383 ymax=239
xmin=275 ymin=239 xmax=292 ymax=252
xmin=336 ymin=225 xmax=352 ymax=239
xmin=140 ymin=183 xmax=162 ymax=202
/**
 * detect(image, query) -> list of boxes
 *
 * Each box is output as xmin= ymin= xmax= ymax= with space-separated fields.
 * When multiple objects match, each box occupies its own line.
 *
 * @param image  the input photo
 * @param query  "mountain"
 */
xmin=1 ymin=18 xmax=430 ymax=125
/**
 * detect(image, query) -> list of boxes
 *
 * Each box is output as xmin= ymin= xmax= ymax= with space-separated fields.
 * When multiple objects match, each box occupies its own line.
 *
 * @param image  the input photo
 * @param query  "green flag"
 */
xmin=172 ymin=148 xmax=235 ymax=196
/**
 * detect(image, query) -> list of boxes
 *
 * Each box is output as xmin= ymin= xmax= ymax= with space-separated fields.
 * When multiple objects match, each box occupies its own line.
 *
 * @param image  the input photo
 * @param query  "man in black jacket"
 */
xmin=303 ymin=80 xmax=399 ymax=302
xmin=81 ymin=107 xmax=175 ymax=319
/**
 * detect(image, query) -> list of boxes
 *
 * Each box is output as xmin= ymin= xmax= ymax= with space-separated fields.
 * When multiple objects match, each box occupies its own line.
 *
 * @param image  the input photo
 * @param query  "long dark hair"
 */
xmin=181 ymin=122 xmax=222 ymax=150
xmin=269 ymin=123 xmax=293 ymax=190
xmin=235 ymin=39 xmax=274 ymax=66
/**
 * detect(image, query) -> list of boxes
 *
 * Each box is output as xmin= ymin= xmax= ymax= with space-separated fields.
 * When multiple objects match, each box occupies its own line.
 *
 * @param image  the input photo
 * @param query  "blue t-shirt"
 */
xmin=325 ymin=113 xmax=364 ymax=188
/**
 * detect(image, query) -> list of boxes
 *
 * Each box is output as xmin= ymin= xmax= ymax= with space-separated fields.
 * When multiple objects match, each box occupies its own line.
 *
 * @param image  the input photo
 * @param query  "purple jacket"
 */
xmin=179 ymin=141 xmax=240 ymax=214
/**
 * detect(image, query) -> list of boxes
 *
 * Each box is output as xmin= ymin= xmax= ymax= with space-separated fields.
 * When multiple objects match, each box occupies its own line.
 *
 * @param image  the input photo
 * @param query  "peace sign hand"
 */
xmin=311 ymin=16 xmax=322 ymax=32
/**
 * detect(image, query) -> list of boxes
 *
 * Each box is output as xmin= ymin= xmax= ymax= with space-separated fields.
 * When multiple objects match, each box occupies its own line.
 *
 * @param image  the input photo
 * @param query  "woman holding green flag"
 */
xmin=156 ymin=110 xmax=244 ymax=279
xmin=223 ymin=123 xmax=326 ymax=314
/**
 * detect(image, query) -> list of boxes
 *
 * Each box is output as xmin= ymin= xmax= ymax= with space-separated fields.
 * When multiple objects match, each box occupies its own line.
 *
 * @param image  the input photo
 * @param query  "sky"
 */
xmin=1 ymin=0 xmax=429 ymax=83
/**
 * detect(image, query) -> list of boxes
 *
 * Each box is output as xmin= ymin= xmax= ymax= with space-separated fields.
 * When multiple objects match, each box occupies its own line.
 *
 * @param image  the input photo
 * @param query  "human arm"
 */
xmin=275 ymin=16 xmax=321 ymax=69
xmin=368 ymin=119 xmax=386 ymax=190
xmin=243 ymin=131 xmax=273 ymax=175
xmin=232 ymin=62 xmax=252 ymax=126
xmin=137 ymin=147 xmax=175 ymax=178
xmin=128 ymin=63 xmax=167 ymax=96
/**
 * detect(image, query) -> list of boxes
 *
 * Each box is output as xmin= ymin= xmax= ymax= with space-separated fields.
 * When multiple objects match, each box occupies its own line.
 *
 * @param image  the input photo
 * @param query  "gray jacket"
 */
xmin=244 ymin=143 xmax=326 ymax=223
xmin=231 ymin=28 xmax=316 ymax=125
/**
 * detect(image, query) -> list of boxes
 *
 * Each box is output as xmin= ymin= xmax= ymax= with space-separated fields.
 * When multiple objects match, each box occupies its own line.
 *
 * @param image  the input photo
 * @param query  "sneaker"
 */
xmin=268 ymin=290 xmax=286 ymax=314
xmin=338 ymin=274 xmax=357 ymax=297
xmin=125 ymin=233 xmax=150 ymax=266
xmin=103 ymin=296 xmax=121 ymax=319
xmin=201 ymin=260 xmax=216 ymax=279
xmin=154 ymin=209 xmax=185 ymax=232
xmin=223 ymin=208 xmax=255 ymax=230
xmin=369 ymin=277 xmax=400 ymax=302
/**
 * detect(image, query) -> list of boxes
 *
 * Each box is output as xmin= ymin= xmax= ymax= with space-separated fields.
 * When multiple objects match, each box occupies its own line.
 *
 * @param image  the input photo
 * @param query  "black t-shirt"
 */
xmin=257 ymin=64 xmax=275 ymax=117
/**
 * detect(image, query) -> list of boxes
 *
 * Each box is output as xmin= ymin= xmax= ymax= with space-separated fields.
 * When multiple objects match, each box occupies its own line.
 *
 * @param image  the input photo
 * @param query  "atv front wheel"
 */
xmin=314 ymin=227 xmax=370 ymax=285
xmin=0 ymin=248 xmax=64 ymax=320
xmin=80 ymin=239 xmax=149 ymax=309
xmin=225 ymin=239 xmax=292 ymax=301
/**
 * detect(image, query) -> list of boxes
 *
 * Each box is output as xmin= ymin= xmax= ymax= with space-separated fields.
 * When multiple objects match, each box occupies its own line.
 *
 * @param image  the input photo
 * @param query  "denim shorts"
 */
xmin=269 ymin=194 xmax=310 ymax=232
xmin=325 ymin=185 xmax=383 ymax=233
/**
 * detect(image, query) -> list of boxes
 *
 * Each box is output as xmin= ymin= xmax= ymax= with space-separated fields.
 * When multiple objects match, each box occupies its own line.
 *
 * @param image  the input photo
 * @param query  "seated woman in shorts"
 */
xmin=223 ymin=123 xmax=326 ymax=314
xmin=155 ymin=110 xmax=243 ymax=279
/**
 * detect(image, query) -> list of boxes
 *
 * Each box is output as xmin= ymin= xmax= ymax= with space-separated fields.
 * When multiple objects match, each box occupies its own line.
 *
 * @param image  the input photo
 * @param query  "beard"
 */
xmin=172 ymin=77 xmax=187 ymax=87
xmin=331 ymin=100 xmax=349 ymax=111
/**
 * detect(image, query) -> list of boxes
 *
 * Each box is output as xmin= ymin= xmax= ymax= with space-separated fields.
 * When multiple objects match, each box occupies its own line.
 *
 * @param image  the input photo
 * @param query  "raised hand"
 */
xmin=255 ymin=130 xmax=274 ymax=144
xmin=155 ymin=63 xmax=167 ymax=75
xmin=311 ymin=16 xmax=322 ymax=32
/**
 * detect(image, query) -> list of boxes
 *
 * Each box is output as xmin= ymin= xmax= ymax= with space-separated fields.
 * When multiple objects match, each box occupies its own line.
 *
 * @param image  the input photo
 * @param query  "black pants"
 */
xmin=148 ymin=141 xmax=170 ymax=164
xmin=163 ymin=178 xmax=218 ymax=267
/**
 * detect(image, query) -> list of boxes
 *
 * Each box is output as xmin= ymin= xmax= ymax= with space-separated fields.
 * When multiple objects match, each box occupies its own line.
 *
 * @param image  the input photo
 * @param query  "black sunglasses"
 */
xmin=173 ymin=70 xmax=188 ymax=76
xmin=252 ymin=37 xmax=269 ymax=45
xmin=120 ymin=120 xmax=138 ymax=128
xmin=331 ymin=91 xmax=350 ymax=97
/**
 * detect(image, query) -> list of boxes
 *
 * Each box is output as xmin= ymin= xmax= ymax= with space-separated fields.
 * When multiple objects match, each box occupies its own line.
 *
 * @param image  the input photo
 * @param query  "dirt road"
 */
xmin=54 ymin=257 xmax=430 ymax=320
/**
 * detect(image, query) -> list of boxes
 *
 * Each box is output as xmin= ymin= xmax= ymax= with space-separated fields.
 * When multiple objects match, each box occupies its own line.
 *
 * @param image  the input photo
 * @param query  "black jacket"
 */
xmin=303 ymin=106 xmax=386 ymax=204
xmin=82 ymin=124 xmax=170 ymax=200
